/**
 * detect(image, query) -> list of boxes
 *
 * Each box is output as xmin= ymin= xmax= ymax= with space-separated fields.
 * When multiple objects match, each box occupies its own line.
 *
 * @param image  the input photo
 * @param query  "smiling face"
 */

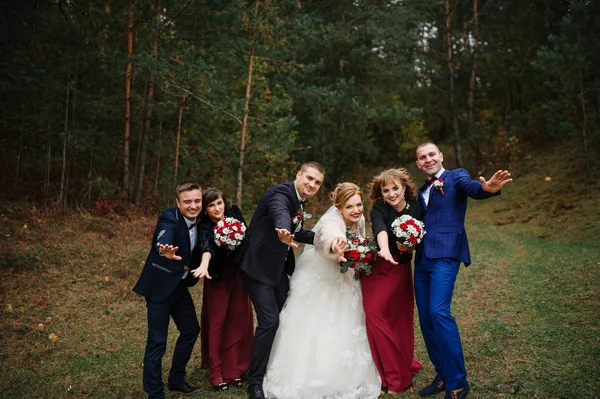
xmin=339 ymin=193 xmax=364 ymax=227
xmin=294 ymin=166 xmax=325 ymax=199
xmin=205 ymin=196 xmax=225 ymax=223
xmin=416 ymin=143 xmax=444 ymax=177
xmin=381 ymin=180 xmax=406 ymax=210
xmin=176 ymin=189 xmax=203 ymax=220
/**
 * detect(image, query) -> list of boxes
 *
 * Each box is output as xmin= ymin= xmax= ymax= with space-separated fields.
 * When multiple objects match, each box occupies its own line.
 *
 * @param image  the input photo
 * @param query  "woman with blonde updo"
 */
xmin=263 ymin=183 xmax=381 ymax=399
xmin=362 ymin=168 xmax=422 ymax=395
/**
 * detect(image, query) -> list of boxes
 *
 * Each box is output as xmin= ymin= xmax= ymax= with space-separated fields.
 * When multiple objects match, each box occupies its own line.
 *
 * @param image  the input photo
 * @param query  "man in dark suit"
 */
xmin=237 ymin=162 xmax=326 ymax=399
xmin=414 ymin=143 xmax=512 ymax=399
xmin=133 ymin=181 xmax=204 ymax=399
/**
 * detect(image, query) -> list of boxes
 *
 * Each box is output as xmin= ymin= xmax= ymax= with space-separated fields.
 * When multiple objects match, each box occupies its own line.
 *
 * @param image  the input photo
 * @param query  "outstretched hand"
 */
xmin=480 ymin=169 xmax=513 ymax=194
xmin=191 ymin=262 xmax=212 ymax=280
xmin=378 ymin=248 xmax=398 ymax=265
xmin=275 ymin=228 xmax=299 ymax=248
xmin=332 ymin=237 xmax=348 ymax=262
xmin=158 ymin=244 xmax=182 ymax=260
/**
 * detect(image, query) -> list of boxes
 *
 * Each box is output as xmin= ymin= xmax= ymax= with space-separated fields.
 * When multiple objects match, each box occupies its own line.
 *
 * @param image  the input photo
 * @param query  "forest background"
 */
xmin=2 ymin=0 xmax=599 ymax=211
xmin=1 ymin=1 xmax=600 ymax=398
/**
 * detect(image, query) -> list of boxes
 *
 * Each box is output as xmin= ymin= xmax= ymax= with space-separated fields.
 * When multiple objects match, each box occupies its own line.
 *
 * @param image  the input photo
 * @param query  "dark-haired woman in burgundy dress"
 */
xmin=362 ymin=168 xmax=422 ymax=395
xmin=191 ymin=188 xmax=253 ymax=392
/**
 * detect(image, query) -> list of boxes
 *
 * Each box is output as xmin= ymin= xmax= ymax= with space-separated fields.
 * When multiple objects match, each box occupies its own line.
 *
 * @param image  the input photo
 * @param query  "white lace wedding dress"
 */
xmin=262 ymin=207 xmax=381 ymax=399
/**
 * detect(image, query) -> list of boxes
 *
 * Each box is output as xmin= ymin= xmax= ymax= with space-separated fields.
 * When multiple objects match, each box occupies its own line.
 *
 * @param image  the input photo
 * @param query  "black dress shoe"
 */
xmin=444 ymin=383 xmax=470 ymax=399
xmin=167 ymin=381 xmax=201 ymax=395
xmin=247 ymin=384 xmax=265 ymax=399
xmin=419 ymin=378 xmax=445 ymax=396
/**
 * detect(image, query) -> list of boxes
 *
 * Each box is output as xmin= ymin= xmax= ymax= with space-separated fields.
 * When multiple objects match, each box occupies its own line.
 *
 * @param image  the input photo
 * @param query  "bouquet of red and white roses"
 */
xmin=339 ymin=233 xmax=378 ymax=280
xmin=214 ymin=217 xmax=247 ymax=251
xmin=390 ymin=215 xmax=426 ymax=249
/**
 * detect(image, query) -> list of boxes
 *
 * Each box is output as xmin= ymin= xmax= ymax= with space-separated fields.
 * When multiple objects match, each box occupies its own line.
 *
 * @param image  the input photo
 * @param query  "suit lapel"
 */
xmin=428 ymin=170 xmax=450 ymax=207
xmin=176 ymin=209 xmax=192 ymax=253
xmin=418 ymin=189 xmax=427 ymax=210
xmin=286 ymin=181 xmax=301 ymax=213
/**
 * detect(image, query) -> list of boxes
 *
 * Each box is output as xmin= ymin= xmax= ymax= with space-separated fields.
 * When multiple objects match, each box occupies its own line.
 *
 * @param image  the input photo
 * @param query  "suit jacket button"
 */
xmin=184 ymin=266 xmax=188 ymax=270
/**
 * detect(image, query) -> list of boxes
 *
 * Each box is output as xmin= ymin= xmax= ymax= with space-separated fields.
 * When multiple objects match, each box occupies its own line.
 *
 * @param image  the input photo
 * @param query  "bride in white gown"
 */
xmin=263 ymin=183 xmax=381 ymax=399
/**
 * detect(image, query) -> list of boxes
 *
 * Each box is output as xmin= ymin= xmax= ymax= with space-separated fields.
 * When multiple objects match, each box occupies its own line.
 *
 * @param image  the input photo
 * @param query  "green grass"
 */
xmin=1 ymin=141 xmax=599 ymax=398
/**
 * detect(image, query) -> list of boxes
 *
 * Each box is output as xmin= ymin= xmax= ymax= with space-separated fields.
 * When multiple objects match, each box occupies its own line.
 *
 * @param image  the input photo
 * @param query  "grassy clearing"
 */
xmin=1 ymin=142 xmax=599 ymax=399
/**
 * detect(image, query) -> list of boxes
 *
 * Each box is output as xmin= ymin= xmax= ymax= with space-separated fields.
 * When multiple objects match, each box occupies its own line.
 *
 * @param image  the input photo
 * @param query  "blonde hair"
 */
xmin=369 ymin=168 xmax=417 ymax=205
xmin=329 ymin=182 xmax=363 ymax=209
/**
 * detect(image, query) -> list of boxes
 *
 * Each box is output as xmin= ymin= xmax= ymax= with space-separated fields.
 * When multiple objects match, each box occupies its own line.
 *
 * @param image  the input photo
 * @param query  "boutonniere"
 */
xmin=291 ymin=209 xmax=312 ymax=232
xmin=432 ymin=179 xmax=444 ymax=195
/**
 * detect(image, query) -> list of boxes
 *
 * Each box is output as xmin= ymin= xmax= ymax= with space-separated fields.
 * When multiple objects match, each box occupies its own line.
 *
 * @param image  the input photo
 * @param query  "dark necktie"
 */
xmin=424 ymin=175 xmax=438 ymax=186
xmin=299 ymin=199 xmax=307 ymax=210
xmin=189 ymin=217 xmax=202 ymax=230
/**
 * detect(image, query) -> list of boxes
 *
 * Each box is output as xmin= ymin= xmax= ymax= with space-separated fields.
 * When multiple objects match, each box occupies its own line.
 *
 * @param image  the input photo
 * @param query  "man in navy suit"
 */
xmin=414 ymin=143 xmax=512 ymax=399
xmin=237 ymin=162 xmax=326 ymax=399
xmin=133 ymin=181 xmax=203 ymax=399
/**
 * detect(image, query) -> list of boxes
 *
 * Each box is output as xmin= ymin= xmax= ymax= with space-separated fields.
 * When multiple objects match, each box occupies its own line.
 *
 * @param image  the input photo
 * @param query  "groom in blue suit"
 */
xmin=414 ymin=143 xmax=512 ymax=399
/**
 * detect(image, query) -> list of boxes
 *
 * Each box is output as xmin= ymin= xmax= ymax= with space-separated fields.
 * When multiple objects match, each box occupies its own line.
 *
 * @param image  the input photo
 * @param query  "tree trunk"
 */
xmin=87 ymin=135 xmax=94 ymax=208
xmin=123 ymin=1 xmax=135 ymax=195
xmin=44 ymin=121 xmax=52 ymax=200
xmin=132 ymin=76 xmax=149 ymax=199
xmin=468 ymin=0 xmax=478 ymax=133
xmin=59 ymin=67 xmax=71 ymax=209
xmin=236 ymin=0 xmax=259 ymax=210
xmin=155 ymin=121 xmax=163 ymax=193
xmin=444 ymin=0 xmax=462 ymax=167
xmin=136 ymin=0 xmax=160 ymax=206
xmin=504 ymin=79 xmax=511 ymax=135
xmin=175 ymin=96 xmax=185 ymax=181
xmin=579 ymin=69 xmax=588 ymax=167
xmin=14 ymin=106 xmax=25 ymax=197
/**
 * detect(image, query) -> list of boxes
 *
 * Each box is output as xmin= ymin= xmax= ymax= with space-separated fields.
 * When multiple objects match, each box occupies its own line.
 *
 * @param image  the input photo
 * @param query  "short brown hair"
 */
xmin=176 ymin=181 xmax=201 ymax=198
xmin=416 ymin=142 xmax=440 ymax=155
xmin=300 ymin=161 xmax=326 ymax=175
xmin=329 ymin=182 xmax=363 ymax=209
xmin=369 ymin=168 xmax=417 ymax=205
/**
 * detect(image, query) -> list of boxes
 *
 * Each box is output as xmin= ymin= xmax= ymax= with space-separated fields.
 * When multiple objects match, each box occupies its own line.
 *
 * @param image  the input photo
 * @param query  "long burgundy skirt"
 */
xmin=200 ymin=253 xmax=254 ymax=386
xmin=360 ymin=255 xmax=422 ymax=392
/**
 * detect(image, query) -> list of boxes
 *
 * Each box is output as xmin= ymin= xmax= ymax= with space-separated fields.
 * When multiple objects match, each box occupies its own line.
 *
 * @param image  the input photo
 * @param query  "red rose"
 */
xmin=400 ymin=223 xmax=408 ymax=230
xmin=409 ymin=235 xmax=417 ymax=243
xmin=346 ymin=250 xmax=360 ymax=260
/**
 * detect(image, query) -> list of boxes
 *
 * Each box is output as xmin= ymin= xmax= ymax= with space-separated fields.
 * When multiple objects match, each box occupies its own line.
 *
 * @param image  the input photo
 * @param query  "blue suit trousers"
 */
xmin=414 ymin=256 xmax=467 ymax=390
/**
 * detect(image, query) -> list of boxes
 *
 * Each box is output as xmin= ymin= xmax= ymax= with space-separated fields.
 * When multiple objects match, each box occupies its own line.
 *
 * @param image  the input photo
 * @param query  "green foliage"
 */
xmin=534 ymin=0 xmax=600 ymax=145
xmin=1 ymin=0 xmax=598 ymax=209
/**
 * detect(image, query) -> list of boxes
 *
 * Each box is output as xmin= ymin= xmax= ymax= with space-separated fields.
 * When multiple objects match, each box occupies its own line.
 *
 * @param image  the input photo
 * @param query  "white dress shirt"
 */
xmin=423 ymin=168 xmax=445 ymax=207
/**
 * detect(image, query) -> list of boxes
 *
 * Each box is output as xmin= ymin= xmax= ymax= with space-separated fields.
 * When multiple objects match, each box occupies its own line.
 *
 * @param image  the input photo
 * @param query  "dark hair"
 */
xmin=202 ymin=187 xmax=232 ymax=209
xmin=176 ymin=181 xmax=201 ymax=198
xmin=329 ymin=182 xmax=363 ymax=209
xmin=300 ymin=161 xmax=326 ymax=175
xmin=369 ymin=168 xmax=417 ymax=205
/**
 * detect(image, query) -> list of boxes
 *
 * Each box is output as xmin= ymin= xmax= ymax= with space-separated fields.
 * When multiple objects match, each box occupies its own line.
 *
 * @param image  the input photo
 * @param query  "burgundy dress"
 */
xmin=361 ymin=200 xmax=422 ymax=392
xmin=198 ymin=205 xmax=254 ymax=387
